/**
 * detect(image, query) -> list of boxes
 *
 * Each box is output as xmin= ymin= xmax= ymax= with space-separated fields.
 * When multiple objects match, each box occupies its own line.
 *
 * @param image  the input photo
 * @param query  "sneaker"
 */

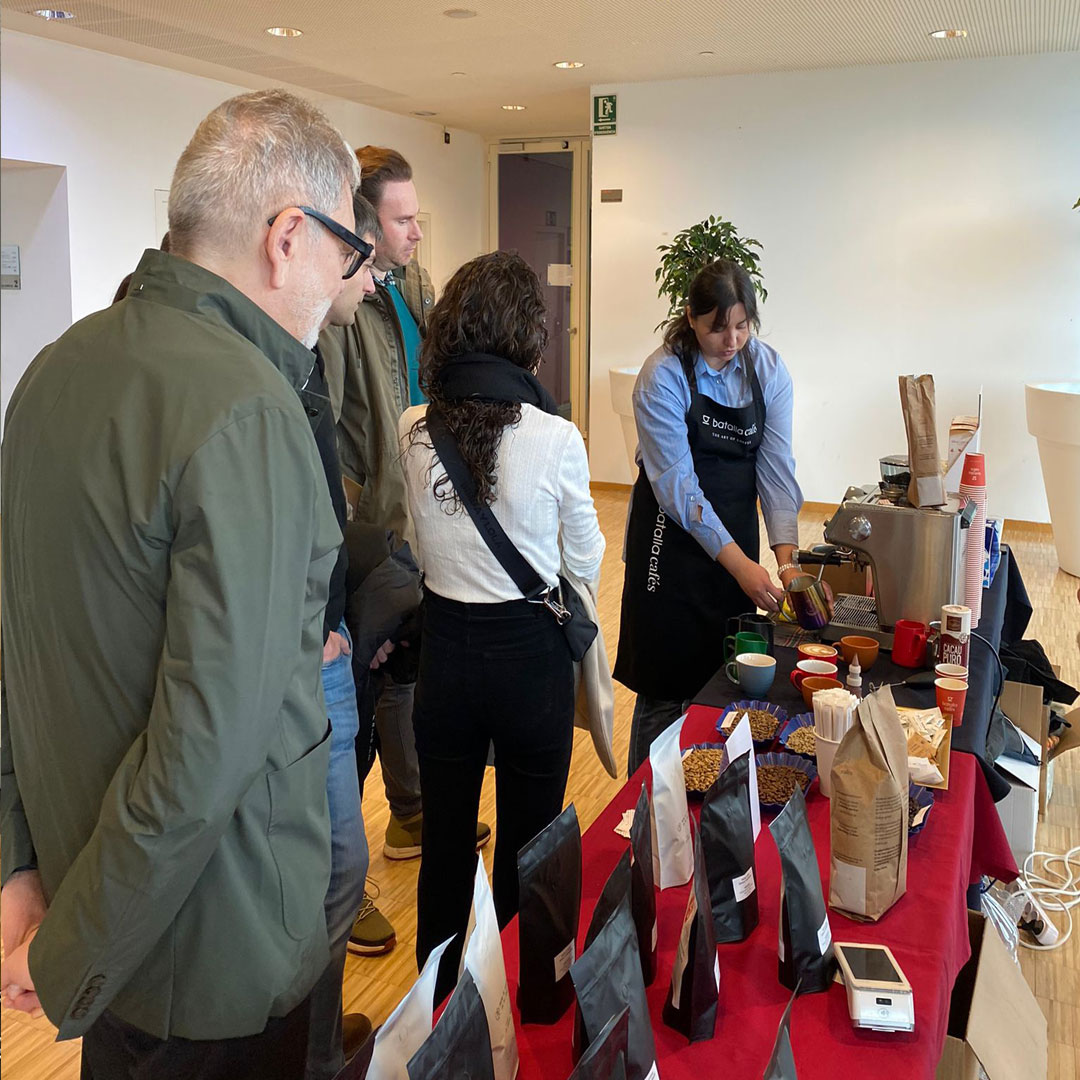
xmin=348 ymin=891 xmax=396 ymax=955
xmin=342 ymin=1012 xmax=373 ymax=1059
xmin=384 ymin=812 xmax=493 ymax=859
xmin=383 ymin=811 xmax=423 ymax=859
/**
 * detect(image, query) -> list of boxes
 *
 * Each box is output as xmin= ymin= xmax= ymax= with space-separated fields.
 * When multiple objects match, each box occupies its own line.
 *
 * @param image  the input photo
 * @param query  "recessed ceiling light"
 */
xmin=265 ymin=26 xmax=303 ymax=38
xmin=413 ymin=110 xmax=437 ymax=117
xmin=698 ymin=50 xmax=715 ymax=56
xmin=32 ymin=8 xmax=75 ymax=18
xmin=443 ymin=8 xmax=477 ymax=17
xmin=554 ymin=60 xmax=585 ymax=69
xmin=930 ymin=28 xmax=968 ymax=39
xmin=501 ymin=104 xmax=527 ymax=111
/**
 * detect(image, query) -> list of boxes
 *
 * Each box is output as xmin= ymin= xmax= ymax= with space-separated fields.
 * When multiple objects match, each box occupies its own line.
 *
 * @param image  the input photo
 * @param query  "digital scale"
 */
xmin=833 ymin=942 xmax=915 ymax=1033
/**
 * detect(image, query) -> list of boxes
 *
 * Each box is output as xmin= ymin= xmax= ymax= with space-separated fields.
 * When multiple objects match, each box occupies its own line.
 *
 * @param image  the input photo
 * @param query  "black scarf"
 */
xmin=434 ymin=352 xmax=558 ymax=415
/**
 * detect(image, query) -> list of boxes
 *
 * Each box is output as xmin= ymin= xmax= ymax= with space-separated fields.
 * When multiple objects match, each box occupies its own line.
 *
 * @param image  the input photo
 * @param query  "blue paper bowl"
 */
xmin=716 ymin=700 xmax=787 ymax=751
xmin=681 ymin=742 xmax=727 ymax=798
xmin=754 ymin=751 xmax=818 ymax=810
xmin=908 ymin=781 xmax=935 ymax=836
xmin=778 ymin=712 xmax=817 ymax=759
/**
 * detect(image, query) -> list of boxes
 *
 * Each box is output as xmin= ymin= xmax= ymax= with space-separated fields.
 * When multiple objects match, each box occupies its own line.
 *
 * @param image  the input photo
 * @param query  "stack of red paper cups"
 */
xmin=958 ymin=452 xmax=987 ymax=629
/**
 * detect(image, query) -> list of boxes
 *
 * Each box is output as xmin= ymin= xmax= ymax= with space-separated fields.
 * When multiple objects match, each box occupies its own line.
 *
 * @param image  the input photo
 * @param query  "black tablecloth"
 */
xmin=694 ymin=545 xmax=1028 ymax=800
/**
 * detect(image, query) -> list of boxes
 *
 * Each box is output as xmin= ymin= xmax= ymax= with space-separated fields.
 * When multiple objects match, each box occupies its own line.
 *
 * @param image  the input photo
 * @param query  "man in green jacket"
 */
xmin=0 ymin=89 xmax=369 ymax=1079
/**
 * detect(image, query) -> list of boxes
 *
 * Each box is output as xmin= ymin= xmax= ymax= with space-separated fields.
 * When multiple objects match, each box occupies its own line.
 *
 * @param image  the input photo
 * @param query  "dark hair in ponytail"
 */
xmin=661 ymin=259 xmax=761 ymax=365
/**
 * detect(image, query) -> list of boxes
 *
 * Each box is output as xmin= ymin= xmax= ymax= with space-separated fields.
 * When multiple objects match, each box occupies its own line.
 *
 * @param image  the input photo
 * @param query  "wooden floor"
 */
xmin=3 ymin=491 xmax=1079 ymax=1078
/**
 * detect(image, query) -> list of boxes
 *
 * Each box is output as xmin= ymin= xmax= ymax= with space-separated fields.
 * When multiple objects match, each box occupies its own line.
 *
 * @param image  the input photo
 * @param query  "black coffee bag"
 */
xmin=629 ymin=783 xmax=658 ymax=986
xmin=567 ymin=1005 xmax=629 ymax=1080
xmin=585 ymin=849 xmax=632 ymax=949
xmin=662 ymin=818 xmax=720 ymax=1043
xmin=406 ymin=970 xmax=495 ymax=1080
xmin=763 ymin=985 xmax=800 ymax=1080
xmin=768 ymin=786 xmax=836 ymax=995
xmin=570 ymin=895 xmax=657 ymax=1080
xmin=574 ymin=850 xmax=631 ymax=1054
xmin=700 ymin=751 xmax=759 ymax=943
xmin=517 ymin=803 xmax=582 ymax=1023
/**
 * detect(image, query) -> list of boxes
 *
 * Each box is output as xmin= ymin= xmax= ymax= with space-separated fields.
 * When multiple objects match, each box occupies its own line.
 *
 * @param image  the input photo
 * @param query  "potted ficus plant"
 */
xmin=654 ymin=215 xmax=767 ymax=330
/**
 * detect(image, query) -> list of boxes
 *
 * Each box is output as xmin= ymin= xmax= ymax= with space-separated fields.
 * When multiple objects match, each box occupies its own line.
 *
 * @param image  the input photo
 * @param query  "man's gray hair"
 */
xmin=168 ymin=89 xmax=361 ymax=258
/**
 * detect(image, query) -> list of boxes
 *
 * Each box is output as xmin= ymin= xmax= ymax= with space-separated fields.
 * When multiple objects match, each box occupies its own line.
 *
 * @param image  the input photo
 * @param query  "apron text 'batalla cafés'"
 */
xmin=614 ymin=352 xmax=766 ymax=702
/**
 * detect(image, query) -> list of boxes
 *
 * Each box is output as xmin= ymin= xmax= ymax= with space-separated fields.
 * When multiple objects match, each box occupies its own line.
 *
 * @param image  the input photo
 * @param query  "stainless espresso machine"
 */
xmin=798 ymin=466 xmax=976 ymax=649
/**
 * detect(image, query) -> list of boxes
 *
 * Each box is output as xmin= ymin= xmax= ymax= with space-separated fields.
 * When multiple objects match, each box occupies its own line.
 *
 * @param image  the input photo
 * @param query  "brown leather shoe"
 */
xmin=342 ymin=1012 xmax=373 ymax=1060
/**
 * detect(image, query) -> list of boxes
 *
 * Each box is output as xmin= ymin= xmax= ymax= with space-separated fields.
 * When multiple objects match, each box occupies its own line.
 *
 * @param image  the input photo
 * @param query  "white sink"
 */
xmin=1026 ymin=382 xmax=1080 ymax=576
xmin=609 ymin=366 xmax=642 ymax=479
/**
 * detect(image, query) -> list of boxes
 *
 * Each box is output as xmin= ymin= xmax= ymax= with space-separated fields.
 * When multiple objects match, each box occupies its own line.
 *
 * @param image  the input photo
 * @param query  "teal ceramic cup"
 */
xmin=725 ymin=651 xmax=777 ymax=695
xmin=723 ymin=631 xmax=769 ymax=664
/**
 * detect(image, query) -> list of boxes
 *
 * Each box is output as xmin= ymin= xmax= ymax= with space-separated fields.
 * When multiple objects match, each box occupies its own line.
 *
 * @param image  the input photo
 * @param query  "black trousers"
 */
xmin=80 ymin=997 xmax=310 ymax=1080
xmin=413 ymin=590 xmax=574 ymax=998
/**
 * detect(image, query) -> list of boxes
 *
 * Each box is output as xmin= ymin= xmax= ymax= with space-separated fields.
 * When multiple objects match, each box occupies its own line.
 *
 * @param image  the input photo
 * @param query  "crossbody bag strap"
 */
xmin=425 ymin=405 xmax=552 ymax=604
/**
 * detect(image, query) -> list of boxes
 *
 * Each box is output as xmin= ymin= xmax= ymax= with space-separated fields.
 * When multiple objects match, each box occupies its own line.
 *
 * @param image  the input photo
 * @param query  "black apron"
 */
xmin=613 ymin=351 xmax=766 ymax=702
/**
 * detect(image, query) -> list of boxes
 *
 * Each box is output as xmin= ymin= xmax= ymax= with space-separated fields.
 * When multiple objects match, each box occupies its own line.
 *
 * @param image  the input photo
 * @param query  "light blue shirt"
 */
xmin=632 ymin=337 xmax=803 ymax=559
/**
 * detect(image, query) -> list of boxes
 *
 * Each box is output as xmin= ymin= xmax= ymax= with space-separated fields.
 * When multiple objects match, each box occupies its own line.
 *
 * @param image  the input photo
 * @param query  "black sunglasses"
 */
xmin=266 ymin=205 xmax=374 ymax=279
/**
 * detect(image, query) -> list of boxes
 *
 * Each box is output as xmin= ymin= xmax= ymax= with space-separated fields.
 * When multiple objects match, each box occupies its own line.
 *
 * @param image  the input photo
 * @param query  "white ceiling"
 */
xmin=3 ymin=1 xmax=1078 ymax=136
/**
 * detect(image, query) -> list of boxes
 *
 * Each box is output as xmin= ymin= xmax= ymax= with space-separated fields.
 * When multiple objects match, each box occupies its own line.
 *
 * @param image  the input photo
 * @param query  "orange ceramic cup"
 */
xmin=839 ymin=635 xmax=880 ymax=670
xmin=935 ymin=677 xmax=969 ymax=727
xmin=801 ymin=675 xmax=844 ymax=709
xmin=797 ymin=642 xmax=838 ymax=663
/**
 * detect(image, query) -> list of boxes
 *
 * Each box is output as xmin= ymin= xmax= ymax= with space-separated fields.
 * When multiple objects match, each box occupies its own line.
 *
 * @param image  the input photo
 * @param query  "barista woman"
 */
xmin=614 ymin=260 xmax=805 ymax=775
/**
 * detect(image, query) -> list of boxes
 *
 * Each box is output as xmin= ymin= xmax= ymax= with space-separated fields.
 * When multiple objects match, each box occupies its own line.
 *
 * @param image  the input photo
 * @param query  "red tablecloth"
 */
xmin=499 ymin=704 xmax=1018 ymax=1080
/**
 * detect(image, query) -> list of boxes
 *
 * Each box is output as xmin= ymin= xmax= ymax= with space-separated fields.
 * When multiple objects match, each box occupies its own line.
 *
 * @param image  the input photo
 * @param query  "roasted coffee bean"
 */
xmin=908 ymin=796 xmax=919 ymax=830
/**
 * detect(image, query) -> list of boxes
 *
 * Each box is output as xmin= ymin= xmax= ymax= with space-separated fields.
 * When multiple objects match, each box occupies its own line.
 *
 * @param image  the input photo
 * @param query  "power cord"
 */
xmin=1014 ymin=845 xmax=1080 ymax=951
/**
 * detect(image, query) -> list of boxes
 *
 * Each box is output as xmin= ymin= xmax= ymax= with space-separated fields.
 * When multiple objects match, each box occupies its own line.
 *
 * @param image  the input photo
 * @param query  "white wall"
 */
xmin=0 ymin=162 xmax=73 ymax=437
xmin=589 ymin=53 xmax=1080 ymax=523
xmin=0 ymin=30 xmax=485 ymax=413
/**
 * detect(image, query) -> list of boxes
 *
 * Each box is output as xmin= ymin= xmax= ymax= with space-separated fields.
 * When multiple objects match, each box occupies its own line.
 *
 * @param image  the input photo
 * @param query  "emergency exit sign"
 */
xmin=593 ymin=94 xmax=617 ymax=135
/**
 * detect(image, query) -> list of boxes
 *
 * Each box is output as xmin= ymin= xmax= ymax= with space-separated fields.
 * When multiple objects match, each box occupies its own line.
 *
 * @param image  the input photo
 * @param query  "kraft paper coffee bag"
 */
xmin=829 ymin=686 xmax=909 ymax=922
xmin=769 ymin=786 xmax=836 ymax=995
xmin=898 ymin=374 xmax=946 ymax=507
xmin=517 ymin=803 xmax=582 ymax=1024
xmin=662 ymin=818 xmax=720 ymax=1043
xmin=700 ymin=751 xmax=758 ymax=943
xmin=629 ymin=783 xmax=658 ymax=986
xmin=407 ymin=970 xmax=495 ymax=1080
xmin=567 ymin=1006 xmax=629 ymax=1080
xmin=570 ymin=895 xmax=657 ymax=1080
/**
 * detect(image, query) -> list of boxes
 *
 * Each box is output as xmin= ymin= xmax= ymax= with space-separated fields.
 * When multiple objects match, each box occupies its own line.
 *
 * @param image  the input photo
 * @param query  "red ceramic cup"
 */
xmin=935 ymin=677 xmax=969 ymax=727
xmin=893 ymin=619 xmax=928 ymax=668
xmin=790 ymin=659 xmax=839 ymax=688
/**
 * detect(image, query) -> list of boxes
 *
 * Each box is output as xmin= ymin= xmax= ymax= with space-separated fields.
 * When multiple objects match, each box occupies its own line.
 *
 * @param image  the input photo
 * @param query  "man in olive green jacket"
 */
xmin=321 ymin=250 xmax=433 ymax=544
xmin=0 ymin=90 xmax=368 ymax=1077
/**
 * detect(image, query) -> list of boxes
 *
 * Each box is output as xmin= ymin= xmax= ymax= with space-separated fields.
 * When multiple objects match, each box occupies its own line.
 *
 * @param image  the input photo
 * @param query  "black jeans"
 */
xmin=413 ymin=590 xmax=574 ymax=998
xmin=80 ymin=997 xmax=309 ymax=1080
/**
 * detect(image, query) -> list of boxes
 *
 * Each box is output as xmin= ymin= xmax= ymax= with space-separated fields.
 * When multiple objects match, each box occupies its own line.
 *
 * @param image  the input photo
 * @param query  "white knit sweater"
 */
xmin=399 ymin=404 xmax=605 ymax=603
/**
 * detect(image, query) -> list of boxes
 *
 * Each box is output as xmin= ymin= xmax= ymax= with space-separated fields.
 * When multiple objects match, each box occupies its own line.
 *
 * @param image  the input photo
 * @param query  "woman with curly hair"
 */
xmin=399 ymin=251 xmax=604 ymax=991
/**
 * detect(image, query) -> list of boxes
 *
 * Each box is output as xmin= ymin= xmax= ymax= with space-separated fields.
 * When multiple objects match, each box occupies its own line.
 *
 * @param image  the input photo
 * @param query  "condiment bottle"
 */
xmin=846 ymin=655 xmax=863 ymax=699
